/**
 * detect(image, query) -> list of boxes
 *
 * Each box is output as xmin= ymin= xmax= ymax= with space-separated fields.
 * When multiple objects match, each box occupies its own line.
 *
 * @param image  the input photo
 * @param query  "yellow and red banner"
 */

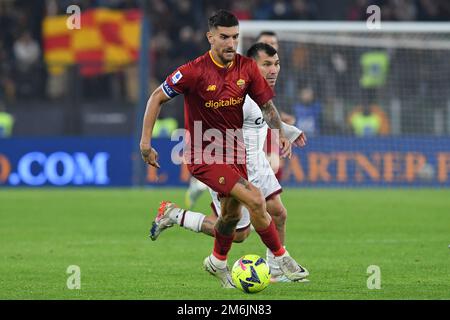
xmin=43 ymin=8 xmax=141 ymax=76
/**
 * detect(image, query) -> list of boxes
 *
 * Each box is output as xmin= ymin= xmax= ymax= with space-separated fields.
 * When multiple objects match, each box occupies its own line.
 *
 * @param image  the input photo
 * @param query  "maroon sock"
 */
xmin=255 ymin=220 xmax=286 ymax=257
xmin=212 ymin=228 xmax=235 ymax=261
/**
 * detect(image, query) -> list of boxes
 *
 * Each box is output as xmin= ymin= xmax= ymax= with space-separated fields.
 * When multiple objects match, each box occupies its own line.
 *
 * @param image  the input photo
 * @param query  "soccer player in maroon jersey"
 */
xmin=140 ymin=10 xmax=307 ymax=287
xmin=150 ymin=43 xmax=309 ymax=283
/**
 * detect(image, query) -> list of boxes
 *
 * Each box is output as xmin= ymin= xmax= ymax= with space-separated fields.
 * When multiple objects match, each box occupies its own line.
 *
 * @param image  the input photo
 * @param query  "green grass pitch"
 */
xmin=0 ymin=188 xmax=449 ymax=300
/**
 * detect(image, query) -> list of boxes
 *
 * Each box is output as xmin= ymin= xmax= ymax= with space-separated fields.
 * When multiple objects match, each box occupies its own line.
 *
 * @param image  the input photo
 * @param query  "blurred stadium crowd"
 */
xmin=1 ymin=0 xmax=450 ymax=137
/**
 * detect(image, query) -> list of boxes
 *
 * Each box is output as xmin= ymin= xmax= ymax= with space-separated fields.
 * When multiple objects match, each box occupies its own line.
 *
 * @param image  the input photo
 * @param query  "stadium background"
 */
xmin=1 ymin=0 xmax=450 ymax=300
xmin=1 ymin=0 xmax=450 ymax=188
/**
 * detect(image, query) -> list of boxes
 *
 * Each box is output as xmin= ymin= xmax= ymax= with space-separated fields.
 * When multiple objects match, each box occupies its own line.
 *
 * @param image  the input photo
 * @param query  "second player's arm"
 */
xmin=281 ymin=122 xmax=307 ymax=147
xmin=260 ymin=99 xmax=292 ymax=158
xmin=139 ymin=86 xmax=171 ymax=168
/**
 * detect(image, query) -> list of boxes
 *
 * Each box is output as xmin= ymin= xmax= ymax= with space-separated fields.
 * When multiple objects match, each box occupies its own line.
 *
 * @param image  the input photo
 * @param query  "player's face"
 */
xmin=255 ymin=52 xmax=280 ymax=88
xmin=257 ymin=35 xmax=279 ymax=51
xmin=207 ymin=26 xmax=239 ymax=64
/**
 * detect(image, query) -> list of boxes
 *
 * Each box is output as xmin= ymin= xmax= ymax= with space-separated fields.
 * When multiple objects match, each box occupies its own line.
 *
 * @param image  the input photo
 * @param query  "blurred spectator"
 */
xmin=357 ymin=50 xmax=390 ymax=136
xmin=0 ymin=104 xmax=14 ymax=138
xmin=0 ymin=2 xmax=17 ymax=52
xmin=359 ymin=50 xmax=390 ymax=107
xmin=391 ymin=0 xmax=417 ymax=20
xmin=153 ymin=117 xmax=178 ymax=138
xmin=347 ymin=0 xmax=369 ymax=20
xmin=330 ymin=51 xmax=352 ymax=100
xmin=283 ymin=45 xmax=310 ymax=106
xmin=0 ymin=41 xmax=16 ymax=102
xmin=176 ymin=26 xmax=199 ymax=62
xmin=293 ymin=87 xmax=322 ymax=136
xmin=169 ymin=0 xmax=201 ymax=37
xmin=253 ymin=0 xmax=273 ymax=20
xmin=348 ymin=103 xmax=390 ymax=136
xmin=45 ymin=0 xmax=59 ymax=16
xmin=13 ymin=31 xmax=41 ymax=98
xmin=416 ymin=0 xmax=440 ymax=21
xmin=230 ymin=0 xmax=252 ymax=20
xmin=270 ymin=0 xmax=291 ymax=20
xmin=290 ymin=0 xmax=318 ymax=20
xmin=13 ymin=31 xmax=40 ymax=72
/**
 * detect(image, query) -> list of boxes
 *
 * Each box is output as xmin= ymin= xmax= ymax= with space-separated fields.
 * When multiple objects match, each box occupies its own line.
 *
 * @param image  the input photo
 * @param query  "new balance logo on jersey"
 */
xmin=206 ymin=85 xmax=216 ymax=91
xmin=205 ymin=97 xmax=244 ymax=109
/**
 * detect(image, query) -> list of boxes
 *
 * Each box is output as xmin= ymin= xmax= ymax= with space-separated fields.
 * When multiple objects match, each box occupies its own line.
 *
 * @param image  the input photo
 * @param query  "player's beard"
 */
xmin=221 ymin=48 xmax=236 ymax=64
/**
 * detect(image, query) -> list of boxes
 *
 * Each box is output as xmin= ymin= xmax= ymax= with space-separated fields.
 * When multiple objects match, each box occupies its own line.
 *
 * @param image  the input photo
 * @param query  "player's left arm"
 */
xmin=281 ymin=122 xmax=307 ymax=147
xmin=260 ymin=99 xmax=291 ymax=158
xmin=247 ymin=59 xmax=292 ymax=157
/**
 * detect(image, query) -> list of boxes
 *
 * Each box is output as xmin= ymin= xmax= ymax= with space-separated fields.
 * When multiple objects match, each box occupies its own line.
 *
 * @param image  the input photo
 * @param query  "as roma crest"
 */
xmin=236 ymin=79 xmax=246 ymax=89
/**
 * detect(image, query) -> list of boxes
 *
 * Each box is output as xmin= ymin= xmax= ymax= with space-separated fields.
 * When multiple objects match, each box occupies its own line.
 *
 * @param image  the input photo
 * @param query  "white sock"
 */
xmin=171 ymin=208 xmax=205 ymax=233
xmin=169 ymin=208 xmax=185 ymax=223
xmin=209 ymin=254 xmax=227 ymax=269
xmin=266 ymin=248 xmax=275 ymax=264
xmin=267 ymin=247 xmax=286 ymax=272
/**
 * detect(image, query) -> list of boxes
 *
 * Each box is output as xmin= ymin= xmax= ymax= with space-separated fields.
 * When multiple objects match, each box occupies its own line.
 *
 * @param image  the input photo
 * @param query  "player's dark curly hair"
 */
xmin=246 ymin=42 xmax=278 ymax=60
xmin=208 ymin=9 xmax=239 ymax=30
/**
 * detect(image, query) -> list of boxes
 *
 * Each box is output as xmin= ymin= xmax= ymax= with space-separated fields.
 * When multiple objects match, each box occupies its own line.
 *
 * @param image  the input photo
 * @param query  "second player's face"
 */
xmin=208 ymin=26 xmax=239 ymax=64
xmin=256 ymin=52 xmax=280 ymax=88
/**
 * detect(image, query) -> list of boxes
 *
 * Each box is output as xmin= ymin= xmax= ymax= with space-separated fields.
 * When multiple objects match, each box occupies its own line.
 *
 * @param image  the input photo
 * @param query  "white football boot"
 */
xmin=270 ymin=268 xmax=292 ymax=283
xmin=203 ymin=255 xmax=235 ymax=289
xmin=149 ymin=201 xmax=178 ymax=241
xmin=274 ymin=252 xmax=309 ymax=282
xmin=267 ymin=249 xmax=309 ymax=283
xmin=270 ymin=268 xmax=310 ymax=283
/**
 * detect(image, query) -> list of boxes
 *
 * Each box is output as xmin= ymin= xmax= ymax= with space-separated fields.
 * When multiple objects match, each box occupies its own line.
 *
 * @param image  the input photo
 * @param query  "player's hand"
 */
xmin=293 ymin=132 xmax=307 ymax=147
xmin=140 ymin=144 xmax=160 ymax=168
xmin=279 ymin=136 xmax=292 ymax=159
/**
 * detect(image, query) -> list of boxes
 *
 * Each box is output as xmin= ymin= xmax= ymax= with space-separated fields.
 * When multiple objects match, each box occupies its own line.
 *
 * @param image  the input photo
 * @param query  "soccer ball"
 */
xmin=231 ymin=254 xmax=271 ymax=293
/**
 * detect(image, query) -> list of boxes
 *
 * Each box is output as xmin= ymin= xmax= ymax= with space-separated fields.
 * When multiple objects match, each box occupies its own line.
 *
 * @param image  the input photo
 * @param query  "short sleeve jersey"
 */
xmin=161 ymin=51 xmax=274 ymax=164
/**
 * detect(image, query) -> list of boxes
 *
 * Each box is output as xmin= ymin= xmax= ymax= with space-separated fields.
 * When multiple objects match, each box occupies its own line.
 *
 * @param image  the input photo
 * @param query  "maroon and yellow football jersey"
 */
xmin=162 ymin=50 xmax=274 ymax=165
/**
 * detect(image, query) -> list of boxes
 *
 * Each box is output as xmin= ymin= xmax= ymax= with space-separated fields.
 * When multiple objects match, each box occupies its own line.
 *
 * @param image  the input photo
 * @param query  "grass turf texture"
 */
xmin=0 ymin=188 xmax=449 ymax=300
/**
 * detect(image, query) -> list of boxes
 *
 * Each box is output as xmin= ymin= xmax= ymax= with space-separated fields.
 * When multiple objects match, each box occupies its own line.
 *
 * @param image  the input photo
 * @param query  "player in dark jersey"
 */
xmin=140 ymin=10 xmax=307 ymax=288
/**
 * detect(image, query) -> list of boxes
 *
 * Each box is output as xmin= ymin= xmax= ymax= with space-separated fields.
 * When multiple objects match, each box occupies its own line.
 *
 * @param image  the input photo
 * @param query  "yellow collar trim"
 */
xmin=209 ymin=50 xmax=233 ymax=69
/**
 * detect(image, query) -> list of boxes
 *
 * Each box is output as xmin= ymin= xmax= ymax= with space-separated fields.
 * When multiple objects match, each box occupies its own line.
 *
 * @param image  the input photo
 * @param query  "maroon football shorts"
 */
xmin=188 ymin=163 xmax=248 ymax=198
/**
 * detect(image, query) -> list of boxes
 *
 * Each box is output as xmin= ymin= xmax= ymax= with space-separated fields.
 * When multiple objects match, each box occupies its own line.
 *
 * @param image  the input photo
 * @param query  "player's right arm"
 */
xmin=139 ymin=86 xmax=171 ymax=168
xmin=139 ymin=64 xmax=193 ymax=168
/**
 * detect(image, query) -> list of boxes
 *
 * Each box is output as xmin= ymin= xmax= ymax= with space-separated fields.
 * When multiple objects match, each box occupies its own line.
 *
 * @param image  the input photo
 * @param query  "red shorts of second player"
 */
xmin=188 ymin=163 xmax=248 ymax=198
